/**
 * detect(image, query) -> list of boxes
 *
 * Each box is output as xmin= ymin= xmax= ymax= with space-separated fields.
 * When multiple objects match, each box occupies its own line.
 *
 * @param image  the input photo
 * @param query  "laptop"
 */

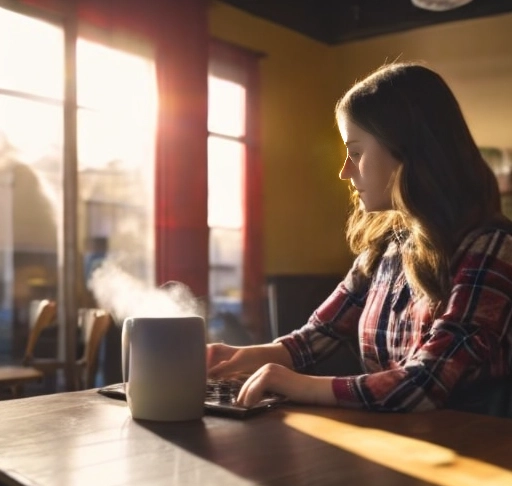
xmin=98 ymin=378 xmax=285 ymax=419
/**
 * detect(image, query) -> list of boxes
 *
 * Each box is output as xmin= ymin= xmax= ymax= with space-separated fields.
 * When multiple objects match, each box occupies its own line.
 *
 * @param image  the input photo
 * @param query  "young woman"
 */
xmin=207 ymin=62 xmax=512 ymax=415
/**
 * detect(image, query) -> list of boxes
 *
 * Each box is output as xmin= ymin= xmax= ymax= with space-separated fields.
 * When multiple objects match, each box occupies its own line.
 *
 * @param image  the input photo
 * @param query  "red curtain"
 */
xmin=22 ymin=0 xmax=210 ymax=300
xmin=209 ymin=40 xmax=265 ymax=341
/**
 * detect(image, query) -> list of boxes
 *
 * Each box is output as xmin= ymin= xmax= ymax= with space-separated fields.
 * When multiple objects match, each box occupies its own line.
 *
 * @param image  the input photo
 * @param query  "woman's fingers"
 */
xmin=236 ymin=369 xmax=263 ymax=407
xmin=206 ymin=343 xmax=238 ymax=369
xmin=237 ymin=363 xmax=286 ymax=407
xmin=207 ymin=345 xmax=250 ymax=378
xmin=208 ymin=360 xmax=241 ymax=379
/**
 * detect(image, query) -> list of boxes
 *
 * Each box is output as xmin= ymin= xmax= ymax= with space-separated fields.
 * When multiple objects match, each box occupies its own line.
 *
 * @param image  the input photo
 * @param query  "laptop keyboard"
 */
xmin=206 ymin=378 xmax=246 ymax=405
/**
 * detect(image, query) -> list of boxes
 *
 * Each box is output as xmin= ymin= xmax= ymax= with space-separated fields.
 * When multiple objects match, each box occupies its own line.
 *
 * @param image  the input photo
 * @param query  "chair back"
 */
xmin=23 ymin=300 xmax=57 ymax=364
xmin=81 ymin=310 xmax=112 ymax=389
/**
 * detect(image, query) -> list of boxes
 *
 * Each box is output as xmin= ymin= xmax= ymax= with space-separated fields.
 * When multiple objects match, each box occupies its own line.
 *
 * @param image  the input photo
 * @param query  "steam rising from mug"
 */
xmin=88 ymin=259 xmax=204 ymax=323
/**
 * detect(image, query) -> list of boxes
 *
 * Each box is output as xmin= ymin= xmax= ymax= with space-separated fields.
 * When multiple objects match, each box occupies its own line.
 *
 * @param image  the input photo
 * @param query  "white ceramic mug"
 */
xmin=122 ymin=316 xmax=206 ymax=421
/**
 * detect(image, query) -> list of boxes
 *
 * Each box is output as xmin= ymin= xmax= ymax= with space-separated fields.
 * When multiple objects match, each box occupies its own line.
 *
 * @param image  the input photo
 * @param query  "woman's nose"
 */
xmin=339 ymin=157 xmax=353 ymax=180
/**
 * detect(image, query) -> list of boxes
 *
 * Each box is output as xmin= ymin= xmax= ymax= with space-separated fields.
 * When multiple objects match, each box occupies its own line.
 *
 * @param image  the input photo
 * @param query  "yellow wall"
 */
xmin=209 ymin=3 xmax=512 ymax=276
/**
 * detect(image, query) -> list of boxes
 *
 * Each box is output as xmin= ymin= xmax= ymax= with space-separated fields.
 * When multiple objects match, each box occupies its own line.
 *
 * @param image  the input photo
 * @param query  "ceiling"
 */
xmin=216 ymin=0 xmax=512 ymax=45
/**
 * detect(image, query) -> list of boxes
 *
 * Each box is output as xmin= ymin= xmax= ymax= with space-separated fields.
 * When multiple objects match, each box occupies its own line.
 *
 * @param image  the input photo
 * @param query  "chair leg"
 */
xmin=10 ymin=384 xmax=24 ymax=398
xmin=73 ymin=364 xmax=84 ymax=391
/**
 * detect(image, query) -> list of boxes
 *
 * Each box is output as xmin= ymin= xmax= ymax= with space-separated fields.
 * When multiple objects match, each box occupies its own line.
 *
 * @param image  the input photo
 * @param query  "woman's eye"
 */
xmin=348 ymin=153 xmax=360 ymax=162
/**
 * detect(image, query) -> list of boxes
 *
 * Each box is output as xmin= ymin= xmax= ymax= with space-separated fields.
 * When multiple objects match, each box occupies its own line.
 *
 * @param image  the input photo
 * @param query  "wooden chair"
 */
xmin=22 ymin=300 xmax=63 ymax=376
xmin=25 ymin=306 xmax=113 ymax=390
xmin=1 ymin=303 xmax=112 ymax=397
xmin=0 ymin=299 xmax=57 ymax=398
xmin=74 ymin=309 xmax=112 ymax=390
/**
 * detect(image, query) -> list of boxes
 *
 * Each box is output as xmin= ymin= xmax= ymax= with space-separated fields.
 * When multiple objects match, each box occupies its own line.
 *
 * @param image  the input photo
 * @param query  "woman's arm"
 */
xmin=208 ymin=253 xmax=370 ymax=380
xmin=246 ymin=229 xmax=512 ymax=412
xmin=237 ymin=363 xmax=338 ymax=407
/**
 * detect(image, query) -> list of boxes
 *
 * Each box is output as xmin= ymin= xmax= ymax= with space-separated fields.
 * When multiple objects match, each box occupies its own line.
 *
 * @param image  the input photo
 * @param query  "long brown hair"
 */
xmin=336 ymin=62 xmax=501 ymax=303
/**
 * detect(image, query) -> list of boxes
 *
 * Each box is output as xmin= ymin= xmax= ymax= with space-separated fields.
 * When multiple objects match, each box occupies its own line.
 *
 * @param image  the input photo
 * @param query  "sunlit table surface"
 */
xmin=0 ymin=389 xmax=511 ymax=486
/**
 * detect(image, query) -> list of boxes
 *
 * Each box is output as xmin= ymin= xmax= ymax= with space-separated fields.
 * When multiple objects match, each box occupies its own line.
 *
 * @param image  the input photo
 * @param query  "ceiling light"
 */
xmin=411 ymin=0 xmax=474 ymax=12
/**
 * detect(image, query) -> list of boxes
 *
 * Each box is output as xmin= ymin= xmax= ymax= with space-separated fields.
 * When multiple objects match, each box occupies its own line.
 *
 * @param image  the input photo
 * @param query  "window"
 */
xmin=0 ymin=5 xmax=157 ymax=363
xmin=207 ymin=76 xmax=246 ymax=317
xmin=0 ymin=6 xmax=63 ymax=362
xmin=77 ymin=38 xmax=157 ymax=283
xmin=207 ymin=41 xmax=263 ymax=341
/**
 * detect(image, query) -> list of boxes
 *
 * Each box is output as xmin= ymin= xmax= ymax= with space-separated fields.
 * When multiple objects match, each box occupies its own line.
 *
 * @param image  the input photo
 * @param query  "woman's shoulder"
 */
xmin=464 ymin=215 xmax=512 ymax=243
xmin=453 ymin=215 xmax=512 ymax=267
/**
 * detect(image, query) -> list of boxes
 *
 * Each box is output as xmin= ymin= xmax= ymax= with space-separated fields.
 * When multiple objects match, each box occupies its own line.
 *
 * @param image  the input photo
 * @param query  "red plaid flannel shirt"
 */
xmin=277 ymin=226 xmax=512 ymax=412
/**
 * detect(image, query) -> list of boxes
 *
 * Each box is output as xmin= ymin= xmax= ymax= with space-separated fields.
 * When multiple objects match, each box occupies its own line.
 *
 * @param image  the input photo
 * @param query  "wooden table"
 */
xmin=0 ymin=390 xmax=511 ymax=486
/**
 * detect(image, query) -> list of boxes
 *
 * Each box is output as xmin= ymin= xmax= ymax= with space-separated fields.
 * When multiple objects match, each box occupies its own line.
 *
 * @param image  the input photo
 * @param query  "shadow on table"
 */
xmin=135 ymin=409 xmax=437 ymax=486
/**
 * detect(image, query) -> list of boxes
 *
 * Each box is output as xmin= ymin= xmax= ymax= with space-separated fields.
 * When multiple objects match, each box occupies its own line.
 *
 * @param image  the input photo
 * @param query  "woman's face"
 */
xmin=338 ymin=115 xmax=401 ymax=212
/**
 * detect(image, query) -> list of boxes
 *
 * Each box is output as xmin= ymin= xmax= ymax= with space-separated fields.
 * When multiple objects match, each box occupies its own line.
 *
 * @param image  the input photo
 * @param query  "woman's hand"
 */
xmin=236 ymin=363 xmax=338 ymax=408
xmin=206 ymin=343 xmax=240 ymax=374
xmin=207 ymin=342 xmax=293 ymax=379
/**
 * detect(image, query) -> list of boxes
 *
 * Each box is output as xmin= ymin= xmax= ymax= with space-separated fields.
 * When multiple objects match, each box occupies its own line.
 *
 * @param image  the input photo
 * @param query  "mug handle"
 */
xmin=122 ymin=318 xmax=132 ymax=388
